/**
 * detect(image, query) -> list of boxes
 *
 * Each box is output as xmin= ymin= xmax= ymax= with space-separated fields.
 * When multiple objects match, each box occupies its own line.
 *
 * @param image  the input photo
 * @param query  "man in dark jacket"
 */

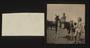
xmin=55 ymin=15 xmax=60 ymax=33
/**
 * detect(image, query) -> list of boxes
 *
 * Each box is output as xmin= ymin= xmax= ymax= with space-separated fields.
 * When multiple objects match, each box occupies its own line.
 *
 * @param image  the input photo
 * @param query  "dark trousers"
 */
xmin=55 ymin=23 xmax=58 ymax=34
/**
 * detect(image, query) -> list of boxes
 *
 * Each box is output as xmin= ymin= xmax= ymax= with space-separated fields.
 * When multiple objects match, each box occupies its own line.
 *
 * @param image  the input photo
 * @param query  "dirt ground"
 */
xmin=47 ymin=27 xmax=85 ymax=44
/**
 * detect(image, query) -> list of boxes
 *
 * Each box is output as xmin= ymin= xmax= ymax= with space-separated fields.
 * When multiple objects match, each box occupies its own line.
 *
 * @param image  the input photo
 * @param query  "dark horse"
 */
xmin=47 ymin=20 xmax=74 ymax=34
xmin=46 ymin=20 xmax=56 ymax=30
xmin=64 ymin=21 xmax=75 ymax=34
xmin=64 ymin=22 xmax=71 ymax=34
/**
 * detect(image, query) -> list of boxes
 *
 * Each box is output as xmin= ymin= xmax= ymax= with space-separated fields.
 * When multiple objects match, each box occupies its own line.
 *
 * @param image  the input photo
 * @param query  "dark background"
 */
xmin=0 ymin=0 xmax=89 ymax=48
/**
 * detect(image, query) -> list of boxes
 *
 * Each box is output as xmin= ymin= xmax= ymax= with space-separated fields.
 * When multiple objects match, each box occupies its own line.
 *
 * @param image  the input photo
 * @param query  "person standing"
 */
xmin=55 ymin=15 xmax=60 ymax=34
xmin=61 ymin=13 xmax=66 ymax=29
xmin=74 ymin=17 xmax=84 ymax=43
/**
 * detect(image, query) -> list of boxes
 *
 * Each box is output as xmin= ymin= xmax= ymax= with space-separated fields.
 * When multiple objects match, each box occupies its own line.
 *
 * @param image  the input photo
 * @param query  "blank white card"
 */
xmin=2 ymin=13 xmax=44 ymax=36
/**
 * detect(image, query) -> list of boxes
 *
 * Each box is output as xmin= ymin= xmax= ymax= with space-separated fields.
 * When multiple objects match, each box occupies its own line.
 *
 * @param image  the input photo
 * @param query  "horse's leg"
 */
xmin=50 ymin=25 xmax=52 ymax=30
xmin=68 ymin=28 xmax=70 ymax=34
xmin=74 ymin=35 xmax=77 ymax=43
xmin=59 ymin=23 xmax=61 ymax=28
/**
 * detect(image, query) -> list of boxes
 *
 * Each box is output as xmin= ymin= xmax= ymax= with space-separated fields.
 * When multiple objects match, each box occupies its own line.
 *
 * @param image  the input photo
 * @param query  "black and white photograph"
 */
xmin=47 ymin=4 xmax=85 ymax=44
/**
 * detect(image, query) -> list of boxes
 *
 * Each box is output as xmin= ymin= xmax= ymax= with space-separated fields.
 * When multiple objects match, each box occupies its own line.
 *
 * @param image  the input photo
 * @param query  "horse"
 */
xmin=63 ymin=22 xmax=71 ymax=33
xmin=46 ymin=20 xmax=56 ymax=30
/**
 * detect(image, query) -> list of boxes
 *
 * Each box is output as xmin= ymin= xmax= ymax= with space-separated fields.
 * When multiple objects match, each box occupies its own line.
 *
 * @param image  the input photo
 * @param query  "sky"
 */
xmin=47 ymin=4 xmax=85 ymax=24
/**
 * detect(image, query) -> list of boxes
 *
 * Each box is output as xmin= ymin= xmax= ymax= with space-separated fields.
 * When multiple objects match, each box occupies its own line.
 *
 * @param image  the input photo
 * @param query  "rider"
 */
xmin=61 ymin=13 xmax=66 ymax=29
